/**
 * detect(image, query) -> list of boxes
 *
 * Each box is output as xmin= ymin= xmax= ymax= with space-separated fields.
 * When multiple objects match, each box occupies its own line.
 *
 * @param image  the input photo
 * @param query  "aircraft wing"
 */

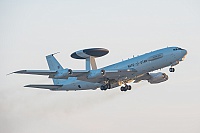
xmin=67 ymin=70 xmax=89 ymax=77
xmin=24 ymin=84 xmax=62 ymax=90
xmin=107 ymin=69 xmax=137 ymax=78
xmin=76 ymin=68 xmax=137 ymax=83
xmin=12 ymin=70 xmax=57 ymax=75
xmin=12 ymin=68 xmax=137 ymax=84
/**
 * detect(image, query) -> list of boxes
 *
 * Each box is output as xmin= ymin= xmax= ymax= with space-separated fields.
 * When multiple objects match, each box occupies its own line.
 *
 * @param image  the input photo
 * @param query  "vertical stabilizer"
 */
xmin=46 ymin=54 xmax=65 ymax=85
xmin=46 ymin=54 xmax=63 ymax=70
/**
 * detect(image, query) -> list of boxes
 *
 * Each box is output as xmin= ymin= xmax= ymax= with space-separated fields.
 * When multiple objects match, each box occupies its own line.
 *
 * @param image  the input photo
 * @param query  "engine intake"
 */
xmin=54 ymin=69 xmax=73 ymax=79
xmin=87 ymin=69 xmax=106 ymax=79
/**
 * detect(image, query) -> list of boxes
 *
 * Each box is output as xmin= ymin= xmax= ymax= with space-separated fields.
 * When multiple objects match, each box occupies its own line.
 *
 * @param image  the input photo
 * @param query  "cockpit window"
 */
xmin=173 ymin=47 xmax=184 ymax=51
xmin=178 ymin=48 xmax=183 ymax=50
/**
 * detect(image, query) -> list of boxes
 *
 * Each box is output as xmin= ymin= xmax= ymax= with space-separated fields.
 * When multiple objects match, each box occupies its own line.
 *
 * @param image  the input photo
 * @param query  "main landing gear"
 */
xmin=100 ymin=79 xmax=132 ymax=92
xmin=100 ymin=84 xmax=111 ymax=91
xmin=120 ymin=84 xmax=132 ymax=92
xmin=100 ymin=84 xmax=132 ymax=92
xmin=169 ymin=67 xmax=175 ymax=72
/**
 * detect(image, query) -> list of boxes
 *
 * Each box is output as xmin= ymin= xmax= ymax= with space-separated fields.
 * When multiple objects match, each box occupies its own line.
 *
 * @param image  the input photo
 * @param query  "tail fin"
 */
xmin=46 ymin=54 xmax=63 ymax=70
xmin=46 ymin=54 xmax=65 ymax=85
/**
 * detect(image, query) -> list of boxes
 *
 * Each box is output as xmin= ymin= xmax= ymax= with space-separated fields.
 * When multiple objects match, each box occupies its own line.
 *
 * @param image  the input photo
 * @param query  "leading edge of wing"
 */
xmin=102 ymin=68 xmax=137 ymax=79
xmin=24 ymin=84 xmax=62 ymax=90
xmin=13 ymin=70 xmax=57 ymax=75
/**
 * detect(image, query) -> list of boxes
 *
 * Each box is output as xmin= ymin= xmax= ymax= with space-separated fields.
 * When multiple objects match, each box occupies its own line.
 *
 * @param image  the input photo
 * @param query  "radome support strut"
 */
xmin=71 ymin=48 xmax=109 ymax=70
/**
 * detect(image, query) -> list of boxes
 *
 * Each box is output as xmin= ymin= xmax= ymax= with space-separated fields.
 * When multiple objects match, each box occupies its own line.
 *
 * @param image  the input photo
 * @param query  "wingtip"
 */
xmin=6 ymin=72 xmax=14 ymax=76
xmin=13 ymin=70 xmax=27 ymax=74
xmin=24 ymin=85 xmax=31 ymax=87
xmin=7 ymin=70 xmax=26 ymax=76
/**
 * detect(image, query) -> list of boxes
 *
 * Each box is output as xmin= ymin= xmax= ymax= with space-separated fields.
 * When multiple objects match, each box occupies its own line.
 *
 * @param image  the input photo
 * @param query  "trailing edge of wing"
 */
xmin=24 ymin=84 xmax=62 ymax=90
xmin=13 ymin=70 xmax=57 ymax=75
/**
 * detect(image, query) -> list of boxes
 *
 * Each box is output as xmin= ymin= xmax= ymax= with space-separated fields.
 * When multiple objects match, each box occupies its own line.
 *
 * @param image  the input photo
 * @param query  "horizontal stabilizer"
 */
xmin=24 ymin=84 xmax=62 ymax=90
xmin=13 ymin=70 xmax=57 ymax=75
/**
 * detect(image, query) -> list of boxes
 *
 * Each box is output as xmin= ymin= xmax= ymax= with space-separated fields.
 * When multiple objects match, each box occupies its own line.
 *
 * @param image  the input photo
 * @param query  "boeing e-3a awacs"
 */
xmin=13 ymin=47 xmax=187 ymax=91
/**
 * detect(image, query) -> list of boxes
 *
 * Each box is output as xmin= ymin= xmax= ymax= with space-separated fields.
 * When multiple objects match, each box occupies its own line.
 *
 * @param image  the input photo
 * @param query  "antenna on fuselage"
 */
xmin=51 ymin=52 xmax=60 ymax=56
xmin=70 ymin=48 xmax=109 ymax=70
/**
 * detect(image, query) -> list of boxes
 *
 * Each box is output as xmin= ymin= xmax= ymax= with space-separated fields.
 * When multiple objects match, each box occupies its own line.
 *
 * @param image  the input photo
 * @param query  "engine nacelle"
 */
xmin=148 ymin=72 xmax=168 ymax=84
xmin=87 ymin=69 xmax=106 ymax=79
xmin=54 ymin=69 xmax=73 ymax=79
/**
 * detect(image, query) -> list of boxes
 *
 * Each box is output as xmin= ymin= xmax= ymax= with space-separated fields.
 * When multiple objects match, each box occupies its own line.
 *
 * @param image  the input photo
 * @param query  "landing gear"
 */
xmin=120 ymin=86 xmax=126 ymax=91
xmin=120 ymin=85 xmax=132 ymax=92
xmin=169 ymin=67 xmax=175 ymax=72
xmin=100 ymin=84 xmax=111 ymax=91
xmin=127 ymin=85 xmax=132 ymax=90
xmin=100 ymin=85 xmax=107 ymax=91
xmin=100 ymin=79 xmax=112 ymax=91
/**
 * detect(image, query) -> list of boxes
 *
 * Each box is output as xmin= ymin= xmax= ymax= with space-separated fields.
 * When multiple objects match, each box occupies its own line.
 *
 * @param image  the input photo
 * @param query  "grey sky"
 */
xmin=1 ymin=0 xmax=200 ymax=133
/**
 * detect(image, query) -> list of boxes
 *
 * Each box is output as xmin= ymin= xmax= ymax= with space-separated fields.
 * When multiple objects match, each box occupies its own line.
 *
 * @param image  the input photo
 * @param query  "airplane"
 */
xmin=12 ymin=46 xmax=187 ymax=91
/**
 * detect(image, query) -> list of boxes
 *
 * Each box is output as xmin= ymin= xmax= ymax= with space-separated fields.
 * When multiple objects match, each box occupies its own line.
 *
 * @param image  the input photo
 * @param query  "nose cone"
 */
xmin=182 ymin=49 xmax=187 ymax=56
xmin=181 ymin=49 xmax=187 ymax=61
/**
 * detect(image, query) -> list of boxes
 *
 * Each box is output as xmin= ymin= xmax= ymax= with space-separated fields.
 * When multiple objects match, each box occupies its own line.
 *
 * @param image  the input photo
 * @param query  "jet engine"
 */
xmin=54 ymin=69 xmax=73 ymax=79
xmin=87 ymin=69 xmax=106 ymax=79
xmin=148 ymin=72 xmax=168 ymax=84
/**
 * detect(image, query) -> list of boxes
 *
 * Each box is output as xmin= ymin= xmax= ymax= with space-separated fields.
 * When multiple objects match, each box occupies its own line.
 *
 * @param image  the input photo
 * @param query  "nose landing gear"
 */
xmin=169 ymin=67 xmax=175 ymax=72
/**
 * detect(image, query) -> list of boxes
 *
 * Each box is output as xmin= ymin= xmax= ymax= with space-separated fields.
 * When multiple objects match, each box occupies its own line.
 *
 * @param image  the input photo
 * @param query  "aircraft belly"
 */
xmin=61 ymin=80 xmax=101 ymax=91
